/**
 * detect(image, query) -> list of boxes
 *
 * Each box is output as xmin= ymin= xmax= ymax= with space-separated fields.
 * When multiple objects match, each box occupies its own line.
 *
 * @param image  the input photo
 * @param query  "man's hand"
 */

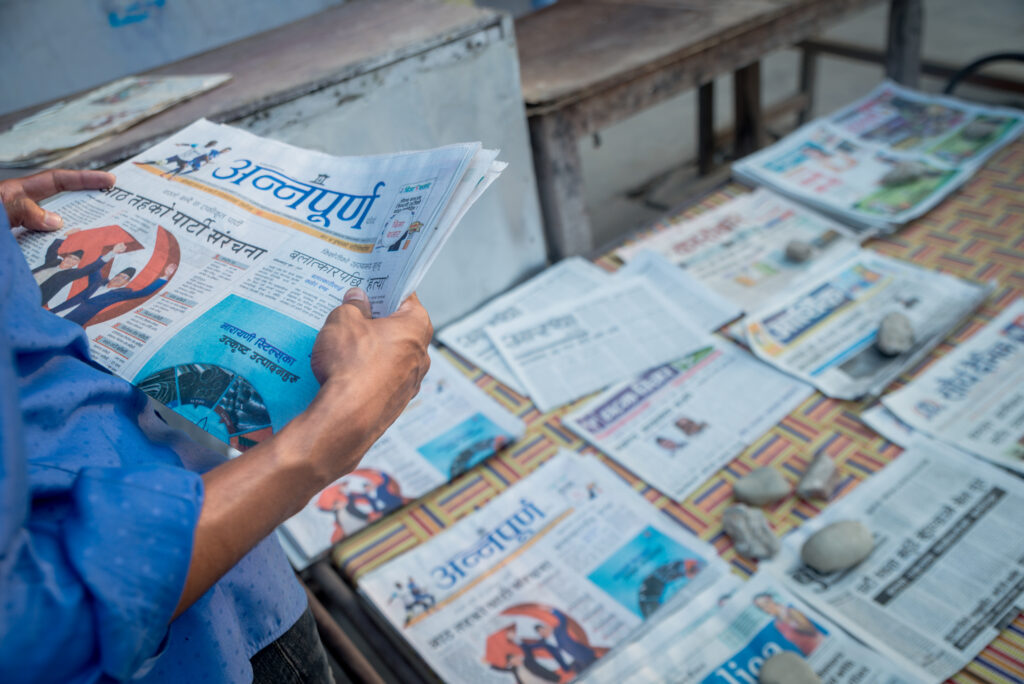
xmin=112 ymin=242 xmax=127 ymax=254
xmin=1 ymin=170 xmax=115 ymax=231
xmin=162 ymin=263 xmax=178 ymax=278
xmin=304 ymin=288 xmax=432 ymax=485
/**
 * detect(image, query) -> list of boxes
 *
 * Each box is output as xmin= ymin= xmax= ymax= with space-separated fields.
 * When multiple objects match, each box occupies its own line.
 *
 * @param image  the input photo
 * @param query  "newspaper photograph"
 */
xmin=581 ymin=572 xmax=913 ymax=684
xmin=280 ymin=347 xmax=525 ymax=568
xmin=882 ymin=299 xmax=1024 ymax=474
xmin=485 ymin=278 xmax=709 ymax=412
xmin=732 ymin=123 xmax=975 ymax=232
xmin=741 ymin=250 xmax=988 ymax=399
xmin=19 ymin=118 xmax=503 ymax=450
xmin=0 ymin=75 xmax=231 ymax=166
xmin=437 ymin=257 xmax=611 ymax=394
xmin=564 ymin=339 xmax=811 ymax=502
xmin=359 ymin=450 xmax=730 ymax=683
xmin=763 ymin=439 xmax=1024 ymax=682
xmin=827 ymin=80 xmax=1024 ymax=168
xmin=614 ymin=250 xmax=741 ymax=332
xmin=616 ymin=189 xmax=862 ymax=312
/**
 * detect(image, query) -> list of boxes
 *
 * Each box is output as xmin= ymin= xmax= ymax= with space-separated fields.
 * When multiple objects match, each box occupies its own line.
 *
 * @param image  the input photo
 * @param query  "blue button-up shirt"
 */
xmin=0 ymin=207 xmax=305 ymax=683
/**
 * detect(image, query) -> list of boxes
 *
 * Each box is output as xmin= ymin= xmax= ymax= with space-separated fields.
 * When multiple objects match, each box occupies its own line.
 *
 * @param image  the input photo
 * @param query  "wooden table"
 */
xmin=323 ymin=139 xmax=1024 ymax=684
xmin=516 ymin=0 xmax=924 ymax=259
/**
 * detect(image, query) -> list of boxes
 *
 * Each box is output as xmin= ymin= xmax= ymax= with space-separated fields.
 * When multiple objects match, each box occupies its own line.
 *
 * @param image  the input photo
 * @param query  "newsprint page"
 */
xmin=764 ymin=440 xmax=1024 ymax=681
xmin=360 ymin=451 xmax=730 ymax=683
xmin=19 ymin=118 xmax=502 ymax=451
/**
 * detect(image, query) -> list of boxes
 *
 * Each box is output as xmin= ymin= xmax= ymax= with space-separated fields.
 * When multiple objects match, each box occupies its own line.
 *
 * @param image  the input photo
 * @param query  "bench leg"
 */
xmin=886 ymin=0 xmax=923 ymax=87
xmin=733 ymin=61 xmax=763 ymax=159
xmin=798 ymin=44 xmax=818 ymax=125
xmin=529 ymin=112 xmax=592 ymax=259
xmin=698 ymin=81 xmax=715 ymax=176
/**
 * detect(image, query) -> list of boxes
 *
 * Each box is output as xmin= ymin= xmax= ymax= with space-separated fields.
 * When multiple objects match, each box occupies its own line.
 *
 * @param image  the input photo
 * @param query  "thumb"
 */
xmin=343 ymin=287 xmax=372 ymax=319
xmin=7 ymin=195 xmax=64 ymax=231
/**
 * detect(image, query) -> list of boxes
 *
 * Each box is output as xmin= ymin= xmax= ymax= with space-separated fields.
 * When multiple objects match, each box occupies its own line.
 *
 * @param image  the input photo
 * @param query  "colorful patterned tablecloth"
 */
xmin=332 ymin=141 xmax=1024 ymax=684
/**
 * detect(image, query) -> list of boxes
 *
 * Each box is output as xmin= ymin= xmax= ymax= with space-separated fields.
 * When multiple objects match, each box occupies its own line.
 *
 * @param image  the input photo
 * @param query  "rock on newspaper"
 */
xmin=740 ymin=250 xmax=988 ymax=399
xmin=359 ymin=451 xmax=730 ymax=683
xmin=564 ymin=338 xmax=811 ymax=502
xmin=616 ymin=188 xmax=862 ymax=312
xmin=18 ymin=118 xmax=504 ymax=451
xmin=733 ymin=82 xmax=1024 ymax=233
xmin=763 ymin=439 xmax=1024 ymax=682
xmin=280 ymin=347 xmax=525 ymax=569
xmin=579 ymin=572 xmax=913 ymax=684
xmin=882 ymin=299 xmax=1024 ymax=474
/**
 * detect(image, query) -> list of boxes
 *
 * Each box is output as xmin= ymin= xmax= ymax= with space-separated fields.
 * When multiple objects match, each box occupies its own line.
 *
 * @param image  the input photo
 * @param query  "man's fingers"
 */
xmin=21 ymin=170 xmax=116 ymax=201
xmin=394 ymin=293 xmax=433 ymax=342
xmin=342 ymin=287 xmax=372 ymax=319
xmin=7 ymin=196 xmax=63 ymax=231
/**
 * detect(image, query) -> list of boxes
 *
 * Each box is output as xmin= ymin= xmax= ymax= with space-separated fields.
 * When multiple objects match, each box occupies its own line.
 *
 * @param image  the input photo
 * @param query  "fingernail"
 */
xmin=44 ymin=212 xmax=63 ymax=229
xmin=344 ymin=287 xmax=367 ymax=302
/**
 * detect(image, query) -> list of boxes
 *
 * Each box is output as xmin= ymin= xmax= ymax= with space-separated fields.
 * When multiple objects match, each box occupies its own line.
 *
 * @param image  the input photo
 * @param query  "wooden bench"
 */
xmin=515 ymin=0 xmax=924 ymax=258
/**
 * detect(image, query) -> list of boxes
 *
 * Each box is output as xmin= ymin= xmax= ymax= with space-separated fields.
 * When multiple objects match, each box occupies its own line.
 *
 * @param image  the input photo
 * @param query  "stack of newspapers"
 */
xmin=733 ymin=81 xmax=1024 ymax=233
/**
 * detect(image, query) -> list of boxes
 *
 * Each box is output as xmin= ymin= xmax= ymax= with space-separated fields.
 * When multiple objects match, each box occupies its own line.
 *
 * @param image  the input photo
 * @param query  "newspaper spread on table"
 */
xmin=616 ymin=189 xmax=862 ymax=312
xmin=359 ymin=451 xmax=730 ymax=683
xmin=0 ymin=75 xmax=231 ymax=166
xmin=280 ymin=347 xmax=525 ymax=569
xmin=564 ymin=338 xmax=811 ymax=502
xmin=740 ymin=250 xmax=988 ymax=399
xmin=763 ymin=439 xmax=1024 ymax=682
xmin=860 ymin=403 xmax=917 ymax=448
xmin=828 ymin=80 xmax=1024 ymax=169
xmin=437 ymin=257 xmax=611 ymax=394
xmin=881 ymin=299 xmax=1024 ymax=474
xmin=18 ymin=118 xmax=503 ymax=451
xmin=580 ymin=571 xmax=913 ymax=684
xmin=614 ymin=250 xmax=741 ymax=331
xmin=485 ymin=278 xmax=709 ymax=412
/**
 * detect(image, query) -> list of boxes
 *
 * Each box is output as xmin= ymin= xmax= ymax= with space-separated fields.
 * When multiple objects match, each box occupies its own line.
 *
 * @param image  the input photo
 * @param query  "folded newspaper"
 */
xmin=359 ymin=450 xmax=730 ymax=683
xmin=881 ymin=299 xmax=1024 ymax=474
xmin=740 ymin=250 xmax=989 ymax=399
xmin=280 ymin=347 xmax=525 ymax=569
xmin=564 ymin=337 xmax=811 ymax=502
xmin=733 ymin=81 xmax=1024 ymax=233
xmin=19 ymin=118 xmax=504 ymax=450
xmin=579 ymin=571 xmax=913 ymax=684
xmin=763 ymin=439 xmax=1024 ymax=682
xmin=616 ymin=188 xmax=862 ymax=312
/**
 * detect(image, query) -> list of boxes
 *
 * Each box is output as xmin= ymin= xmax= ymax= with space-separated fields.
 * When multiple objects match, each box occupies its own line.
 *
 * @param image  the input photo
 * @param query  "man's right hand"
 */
xmin=302 ymin=288 xmax=432 ymax=486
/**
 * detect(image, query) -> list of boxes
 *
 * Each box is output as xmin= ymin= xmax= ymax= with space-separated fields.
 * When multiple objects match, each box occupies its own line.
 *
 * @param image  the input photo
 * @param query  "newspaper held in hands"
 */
xmin=741 ymin=250 xmax=988 ymax=400
xmin=437 ymin=257 xmax=611 ymax=394
xmin=614 ymin=250 xmax=741 ymax=331
xmin=762 ymin=439 xmax=1024 ymax=682
xmin=18 ymin=118 xmax=504 ymax=451
xmin=280 ymin=347 xmax=525 ymax=569
xmin=359 ymin=451 xmax=729 ymax=683
xmin=882 ymin=299 xmax=1024 ymax=474
xmin=564 ymin=339 xmax=812 ymax=502
xmin=616 ymin=189 xmax=862 ymax=312
xmin=580 ymin=572 xmax=913 ymax=684
xmin=0 ymin=75 xmax=232 ymax=167
xmin=484 ymin=278 xmax=709 ymax=412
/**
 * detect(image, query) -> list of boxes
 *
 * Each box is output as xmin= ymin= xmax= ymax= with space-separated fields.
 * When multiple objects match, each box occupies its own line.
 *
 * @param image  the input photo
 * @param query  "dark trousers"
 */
xmin=251 ymin=605 xmax=335 ymax=684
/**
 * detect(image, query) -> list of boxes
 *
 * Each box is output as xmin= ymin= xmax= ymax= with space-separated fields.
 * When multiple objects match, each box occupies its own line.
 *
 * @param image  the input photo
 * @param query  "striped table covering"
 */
xmin=332 ymin=140 xmax=1024 ymax=684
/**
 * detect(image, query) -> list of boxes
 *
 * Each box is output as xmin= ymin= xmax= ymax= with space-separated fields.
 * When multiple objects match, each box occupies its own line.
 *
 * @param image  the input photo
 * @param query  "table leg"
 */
xmin=886 ymin=0 xmax=923 ymax=87
xmin=798 ymin=44 xmax=818 ymax=125
xmin=529 ymin=112 xmax=591 ymax=259
xmin=733 ymin=61 xmax=764 ymax=159
xmin=698 ymin=81 xmax=715 ymax=176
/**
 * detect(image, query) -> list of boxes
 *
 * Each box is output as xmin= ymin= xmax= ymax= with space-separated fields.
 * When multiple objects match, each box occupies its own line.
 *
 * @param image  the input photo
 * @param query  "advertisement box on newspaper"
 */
xmin=580 ymin=572 xmax=913 ymax=684
xmin=882 ymin=299 xmax=1024 ymax=474
xmin=280 ymin=347 xmax=525 ymax=568
xmin=20 ymin=118 xmax=502 ymax=451
xmin=763 ymin=439 xmax=1024 ymax=682
xmin=741 ymin=250 xmax=988 ymax=399
xmin=359 ymin=451 xmax=730 ymax=683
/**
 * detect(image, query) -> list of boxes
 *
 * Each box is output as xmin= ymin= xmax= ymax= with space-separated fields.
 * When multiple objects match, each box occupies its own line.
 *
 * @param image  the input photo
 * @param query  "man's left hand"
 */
xmin=1 ymin=170 xmax=115 ymax=231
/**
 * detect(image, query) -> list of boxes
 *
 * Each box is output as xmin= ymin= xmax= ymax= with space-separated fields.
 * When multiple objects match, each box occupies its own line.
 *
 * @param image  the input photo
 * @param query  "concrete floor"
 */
xmin=479 ymin=0 xmax=1024 ymax=250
